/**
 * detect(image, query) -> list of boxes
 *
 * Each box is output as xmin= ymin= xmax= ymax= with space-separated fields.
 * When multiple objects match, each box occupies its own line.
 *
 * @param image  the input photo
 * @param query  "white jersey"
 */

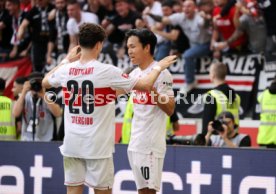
xmin=48 ymin=60 xmax=137 ymax=159
xmin=67 ymin=11 xmax=99 ymax=36
xmin=128 ymin=62 xmax=174 ymax=158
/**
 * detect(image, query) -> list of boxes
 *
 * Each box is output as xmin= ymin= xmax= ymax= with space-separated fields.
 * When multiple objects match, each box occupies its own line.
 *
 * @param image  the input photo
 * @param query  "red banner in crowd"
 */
xmin=0 ymin=57 xmax=32 ymax=99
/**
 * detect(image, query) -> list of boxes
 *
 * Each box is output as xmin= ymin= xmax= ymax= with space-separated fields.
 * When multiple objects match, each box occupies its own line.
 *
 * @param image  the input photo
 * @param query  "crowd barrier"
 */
xmin=0 ymin=141 xmax=275 ymax=194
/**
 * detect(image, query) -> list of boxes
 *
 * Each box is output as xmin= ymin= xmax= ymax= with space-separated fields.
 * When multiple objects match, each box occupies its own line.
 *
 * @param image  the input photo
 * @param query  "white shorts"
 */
xmin=127 ymin=150 xmax=164 ymax=191
xmin=63 ymin=156 xmax=114 ymax=190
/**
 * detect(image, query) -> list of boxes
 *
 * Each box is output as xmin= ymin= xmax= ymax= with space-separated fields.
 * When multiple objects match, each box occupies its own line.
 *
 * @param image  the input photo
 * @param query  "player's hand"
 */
xmin=157 ymin=55 xmax=177 ymax=71
xmin=65 ymin=46 xmax=81 ymax=63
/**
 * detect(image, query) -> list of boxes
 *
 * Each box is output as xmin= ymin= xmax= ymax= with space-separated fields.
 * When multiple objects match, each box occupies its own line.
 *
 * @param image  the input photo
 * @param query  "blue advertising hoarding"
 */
xmin=0 ymin=142 xmax=275 ymax=194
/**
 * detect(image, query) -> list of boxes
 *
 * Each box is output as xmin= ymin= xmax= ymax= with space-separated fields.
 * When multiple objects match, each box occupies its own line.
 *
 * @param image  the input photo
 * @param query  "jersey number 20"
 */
xmin=67 ymin=80 xmax=94 ymax=114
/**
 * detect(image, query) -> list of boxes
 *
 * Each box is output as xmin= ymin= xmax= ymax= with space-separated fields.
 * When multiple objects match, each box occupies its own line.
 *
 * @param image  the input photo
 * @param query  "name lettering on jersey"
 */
xmin=71 ymin=116 xmax=93 ymax=125
xmin=69 ymin=67 xmax=94 ymax=76
xmin=133 ymin=90 xmax=157 ymax=105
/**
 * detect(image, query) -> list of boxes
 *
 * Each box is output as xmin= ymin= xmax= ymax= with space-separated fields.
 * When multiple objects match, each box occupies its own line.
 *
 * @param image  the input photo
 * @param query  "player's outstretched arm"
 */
xmin=134 ymin=55 xmax=177 ymax=91
xmin=42 ymin=46 xmax=81 ymax=89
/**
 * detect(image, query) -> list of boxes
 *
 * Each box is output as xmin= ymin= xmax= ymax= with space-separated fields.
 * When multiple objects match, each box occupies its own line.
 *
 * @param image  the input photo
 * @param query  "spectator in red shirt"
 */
xmin=211 ymin=0 xmax=247 ymax=58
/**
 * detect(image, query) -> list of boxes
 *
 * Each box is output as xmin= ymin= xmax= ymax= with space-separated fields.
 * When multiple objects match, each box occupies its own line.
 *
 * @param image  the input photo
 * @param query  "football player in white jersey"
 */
xmin=42 ymin=23 xmax=176 ymax=194
xmin=125 ymin=29 xmax=175 ymax=194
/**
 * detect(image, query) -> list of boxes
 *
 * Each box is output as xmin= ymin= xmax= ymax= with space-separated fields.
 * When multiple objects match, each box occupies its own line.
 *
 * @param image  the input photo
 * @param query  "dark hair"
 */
xmin=193 ymin=133 xmax=206 ymax=145
xmin=115 ymin=0 xmax=129 ymax=3
xmin=6 ymin=0 xmax=20 ymax=5
xmin=197 ymin=0 xmax=213 ymax=7
xmin=162 ymin=0 xmax=175 ymax=7
xmin=28 ymin=72 xmax=44 ymax=81
xmin=15 ymin=76 xmax=27 ymax=85
xmin=79 ymin=23 xmax=106 ymax=49
xmin=217 ymin=111 xmax=238 ymax=128
xmin=125 ymin=28 xmax=157 ymax=55
xmin=217 ymin=111 xmax=235 ymax=121
xmin=67 ymin=0 xmax=79 ymax=6
xmin=0 ymin=78 xmax=6 ymax=91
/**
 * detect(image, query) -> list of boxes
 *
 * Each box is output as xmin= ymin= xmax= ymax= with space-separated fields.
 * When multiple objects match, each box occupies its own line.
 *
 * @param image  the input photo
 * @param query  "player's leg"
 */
xmin=94 ymin=188 xmax=112 ymax=194
xmin=63 ymin=157 xmax=86 ymax=194
xmin=67 ymin=185 xmax=84 ymax=194
xmin=86 ymin=157 xmax=114 ymax=194
xmin=138 ymin=187 xmax=156 ymax=194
